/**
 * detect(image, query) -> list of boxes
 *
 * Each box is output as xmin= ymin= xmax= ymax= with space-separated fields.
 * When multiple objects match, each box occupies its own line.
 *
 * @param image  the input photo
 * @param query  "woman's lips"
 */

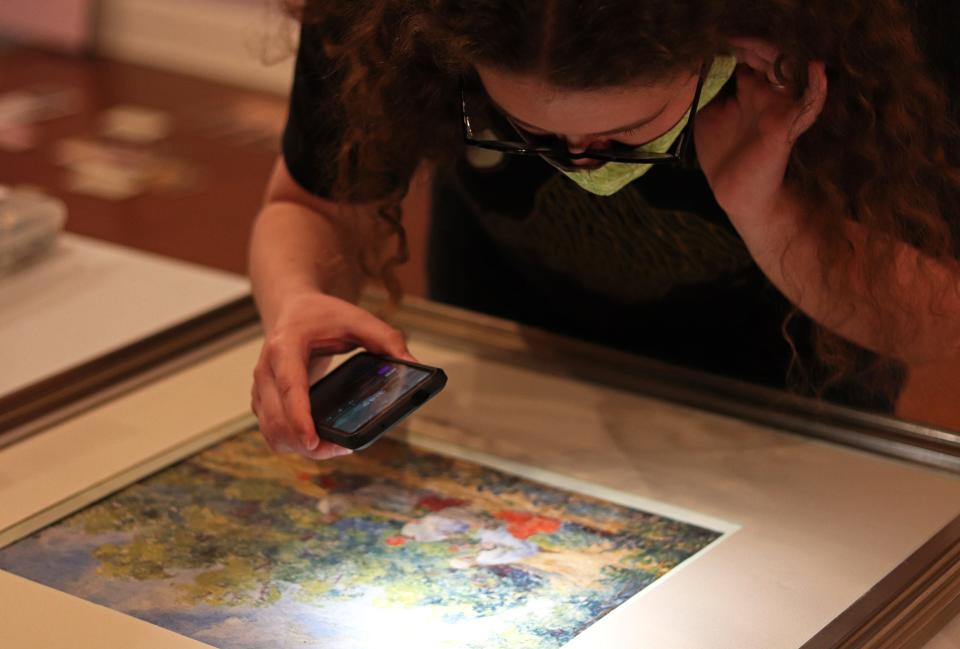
xmin=569 ymin=158 xmax=606 ymax=170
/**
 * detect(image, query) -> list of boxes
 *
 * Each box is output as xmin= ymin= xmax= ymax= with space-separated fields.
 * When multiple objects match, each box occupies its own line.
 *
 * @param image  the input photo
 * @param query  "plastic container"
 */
xmin=0 ymin=186 xmax=67 ymax=278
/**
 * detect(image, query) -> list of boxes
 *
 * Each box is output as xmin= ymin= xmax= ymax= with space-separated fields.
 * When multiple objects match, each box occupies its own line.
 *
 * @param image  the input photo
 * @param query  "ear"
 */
xmin=789 ymin=61 xmax=828 ymax=143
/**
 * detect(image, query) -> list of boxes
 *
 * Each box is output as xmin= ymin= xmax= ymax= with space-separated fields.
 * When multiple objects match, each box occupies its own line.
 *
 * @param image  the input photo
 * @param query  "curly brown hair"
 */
xmin=286 ymin=0 xmax=960 ymax=399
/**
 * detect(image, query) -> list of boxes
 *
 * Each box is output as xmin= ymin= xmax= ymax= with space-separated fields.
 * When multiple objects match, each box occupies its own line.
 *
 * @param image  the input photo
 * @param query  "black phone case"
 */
xmin=309 ymin=353 xmax=447 ymax=451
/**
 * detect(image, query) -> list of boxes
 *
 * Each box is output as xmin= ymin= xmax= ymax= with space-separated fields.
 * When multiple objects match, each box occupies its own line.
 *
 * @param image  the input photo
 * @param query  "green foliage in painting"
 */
xmin=1 ymin=431 xmax=722 ymax=649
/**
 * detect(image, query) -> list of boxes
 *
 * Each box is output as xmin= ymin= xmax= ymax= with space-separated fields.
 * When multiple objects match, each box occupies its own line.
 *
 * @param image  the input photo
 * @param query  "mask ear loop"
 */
xmin=678 ymin=59 xmax=710 ymax=170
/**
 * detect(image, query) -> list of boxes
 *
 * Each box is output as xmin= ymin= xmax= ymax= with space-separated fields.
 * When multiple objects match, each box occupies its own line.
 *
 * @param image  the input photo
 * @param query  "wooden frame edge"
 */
xmin=375 ymin=294 xmax=960 ymax=474
xmin=801 ymin=515 xmax=960 ymax=649
xmin=0 ymin=296 xmax=260 ymax=448
xmin=0 ymin=414 xmax=256 ymax=549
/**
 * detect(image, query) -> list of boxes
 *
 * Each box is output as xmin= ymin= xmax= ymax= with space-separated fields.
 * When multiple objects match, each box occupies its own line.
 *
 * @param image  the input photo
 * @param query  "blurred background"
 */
xmin=0 ymin=0 xmax=956 ymax=431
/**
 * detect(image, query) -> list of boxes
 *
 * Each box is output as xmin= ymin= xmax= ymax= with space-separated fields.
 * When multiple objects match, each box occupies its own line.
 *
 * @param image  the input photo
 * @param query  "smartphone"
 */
xmin=308 ymin=352 xmax=447 ymax=451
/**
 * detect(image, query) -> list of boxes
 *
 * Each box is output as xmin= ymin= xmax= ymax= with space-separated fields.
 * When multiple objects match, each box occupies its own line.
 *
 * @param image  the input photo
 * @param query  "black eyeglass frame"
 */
xmin=460 ymin=60 xmax=710 ymax=168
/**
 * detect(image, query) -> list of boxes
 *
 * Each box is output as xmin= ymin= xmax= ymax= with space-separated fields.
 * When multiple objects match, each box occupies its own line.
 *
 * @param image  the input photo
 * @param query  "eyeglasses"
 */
xmin=460 ymin=60 xmax=709 ymax=169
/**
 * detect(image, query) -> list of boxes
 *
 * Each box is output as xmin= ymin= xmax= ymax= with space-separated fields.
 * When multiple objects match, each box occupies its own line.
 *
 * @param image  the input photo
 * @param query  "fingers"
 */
xmin=253 ymin=358 xmax=298 ymax=454
xmin=250 ymin=292 xmax=415 ymax=461
xmin=329 ymin=306 xmax=417 ymax=362
xmin=250 ymin=381 xmax=261 ymax=418
xmin=254 ymin=353 xmax=353 ymax=459
xmin=302 ymin=441 xmax=353 ymax=461
xmin=266 ymin=334 xmax=319 ymax=450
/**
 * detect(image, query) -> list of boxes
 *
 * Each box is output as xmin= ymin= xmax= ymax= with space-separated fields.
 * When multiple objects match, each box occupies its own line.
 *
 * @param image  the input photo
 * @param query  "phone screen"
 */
xmin=309 ymin=355 xmax=433 ymax=434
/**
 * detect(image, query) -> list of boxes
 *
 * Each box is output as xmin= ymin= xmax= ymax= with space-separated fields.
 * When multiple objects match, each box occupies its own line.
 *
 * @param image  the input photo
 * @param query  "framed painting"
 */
xmin=0 ymin=419 xmax=733 ymax=649
xmin=1 ymin=297 xmax=959 ymax=648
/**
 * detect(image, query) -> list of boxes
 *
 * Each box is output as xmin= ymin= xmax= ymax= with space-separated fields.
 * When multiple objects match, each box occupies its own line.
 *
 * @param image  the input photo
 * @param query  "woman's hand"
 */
xmin=695 ymin=38 xmax=828 ymax=223
xmin=251 ymin=290 xmax=416 ymax=460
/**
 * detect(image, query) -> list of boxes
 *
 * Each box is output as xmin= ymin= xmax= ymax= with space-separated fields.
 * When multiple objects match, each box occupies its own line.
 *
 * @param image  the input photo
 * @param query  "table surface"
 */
xmin=0 ymin=46 xmax=278 ymax=275
xmin=0 ymin=233 xmax=248 ymax=398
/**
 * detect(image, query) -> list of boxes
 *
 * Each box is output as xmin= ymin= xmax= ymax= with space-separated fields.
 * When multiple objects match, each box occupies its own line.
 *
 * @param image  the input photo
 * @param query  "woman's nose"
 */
xmin=565 ymin=136 xmax=610 ymax=166
xmin=566 ymin=136 xmax=609 ymax=154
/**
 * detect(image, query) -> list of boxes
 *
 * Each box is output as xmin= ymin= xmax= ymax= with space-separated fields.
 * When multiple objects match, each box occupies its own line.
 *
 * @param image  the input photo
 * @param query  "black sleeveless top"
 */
xmin=281 ymin=5 xmax=959 ymax=411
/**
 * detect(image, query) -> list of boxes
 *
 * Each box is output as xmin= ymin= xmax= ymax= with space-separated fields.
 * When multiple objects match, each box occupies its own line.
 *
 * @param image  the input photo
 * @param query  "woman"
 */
xmin=250 ymin=1 xmax=960 ymax=458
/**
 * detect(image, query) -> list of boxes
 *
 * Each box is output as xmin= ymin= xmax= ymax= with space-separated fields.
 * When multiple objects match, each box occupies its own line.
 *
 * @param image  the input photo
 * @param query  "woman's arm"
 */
xmin=249 ymin=159 xmax=368 ymax=326
xmin=731 ymin=188 xmax=960 ymax=363
xmin=698 ymin=42 xmax=960 ymax=364
xmin=248 ymin=158 xmax=415 ymax=459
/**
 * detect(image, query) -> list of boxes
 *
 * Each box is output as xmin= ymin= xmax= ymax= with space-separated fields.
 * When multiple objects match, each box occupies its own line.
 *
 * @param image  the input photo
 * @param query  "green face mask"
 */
xmin=557 ymin=55 xmax=737 ymax=197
